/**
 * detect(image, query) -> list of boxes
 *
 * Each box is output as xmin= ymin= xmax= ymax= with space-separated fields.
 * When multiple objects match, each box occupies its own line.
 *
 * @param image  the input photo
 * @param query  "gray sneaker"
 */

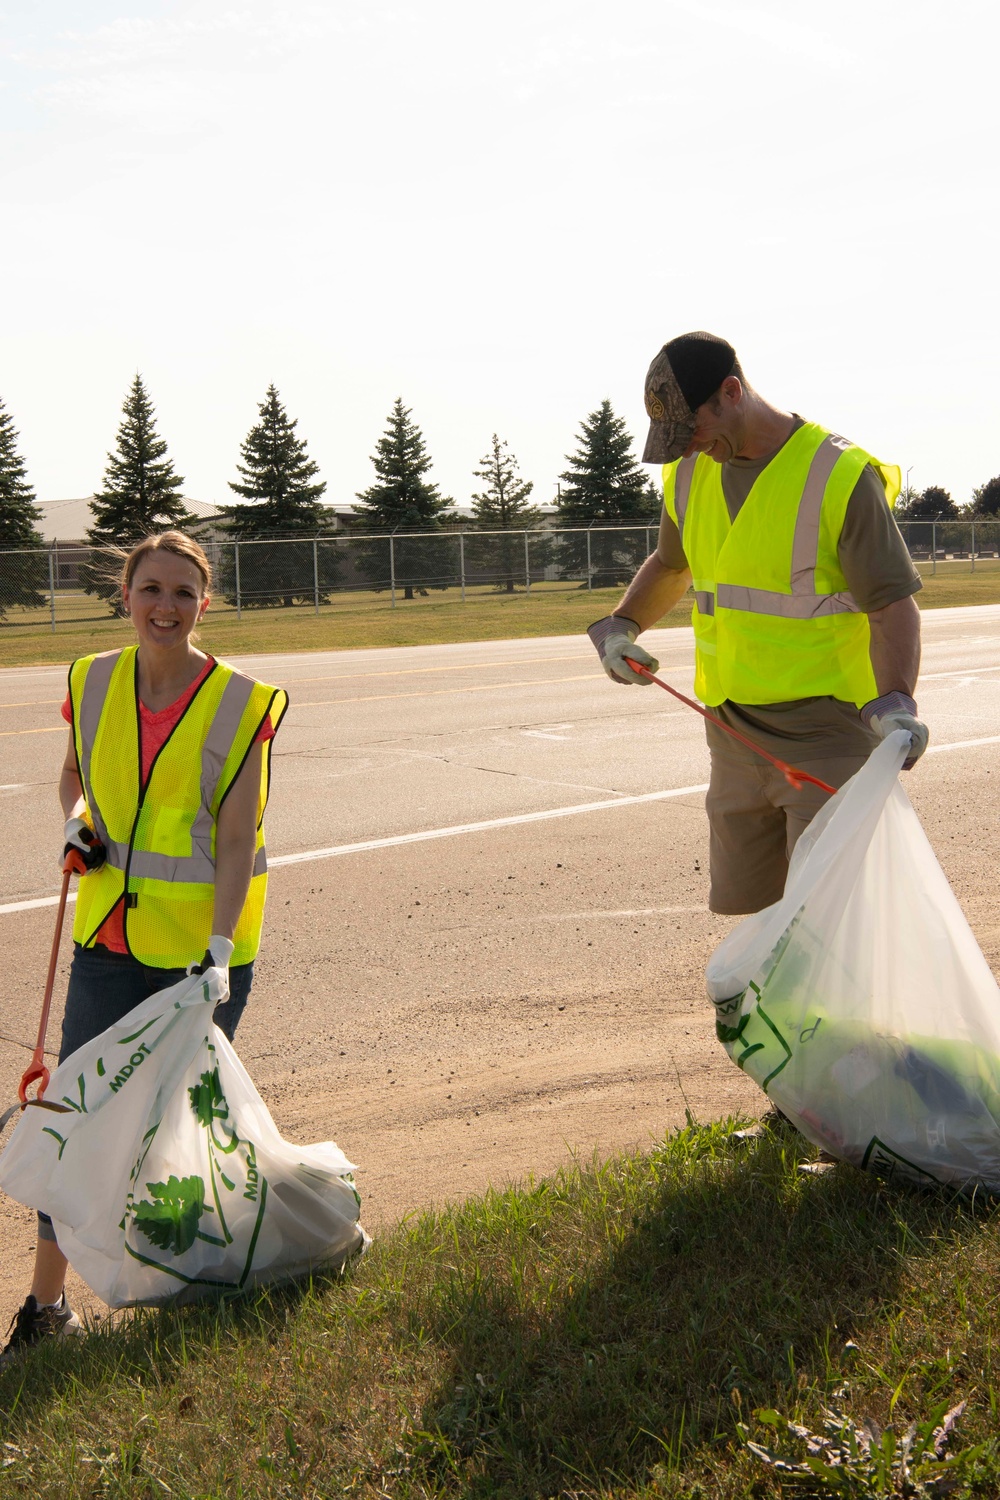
xmin=0 ymin=1295 xmax=83 ymax=1368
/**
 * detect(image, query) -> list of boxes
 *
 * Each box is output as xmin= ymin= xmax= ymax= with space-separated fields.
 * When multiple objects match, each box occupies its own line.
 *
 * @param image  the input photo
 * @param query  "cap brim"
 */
xmin=642 ymin=416 xmax=695 ymax=465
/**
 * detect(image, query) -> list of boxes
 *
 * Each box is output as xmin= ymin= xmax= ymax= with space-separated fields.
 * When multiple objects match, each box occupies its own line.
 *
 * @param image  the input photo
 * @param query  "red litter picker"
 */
xmin=623 ymin=656 xmax=836 ymax=797
xmin=0 ymin=865 xmax=74 ymax=1136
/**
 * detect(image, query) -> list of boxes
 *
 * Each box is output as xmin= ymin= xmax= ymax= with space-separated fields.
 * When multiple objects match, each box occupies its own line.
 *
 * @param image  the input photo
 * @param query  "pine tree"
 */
xmin=87 ymin=374 xmax=193 ymax=543
xmin=0 ymin=397 xmax=46 ymax=619
xmin=471 ymin=435 xmax=539 ymax=528
xmin=353 ymin=399 xmax=454 ymax=599
xmin=466 ymin=434 xmax=547 ymax=594
xmin=555 ymin=400 xmax=658 ymax=587
xmin=224 ymin=384 xmax=328 ymax=533
xmin=221 ymin=385 xmax=332 ymax=607
xmin=557 ymin=400 xmax=652 ymax=521
xmin=82 ymin=375 xmax=194 ymax=614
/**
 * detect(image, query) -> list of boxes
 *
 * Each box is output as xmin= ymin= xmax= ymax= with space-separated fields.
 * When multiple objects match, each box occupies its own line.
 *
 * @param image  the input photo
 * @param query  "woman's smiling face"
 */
xmin=123 ymin=551 xmax=209 ymax=652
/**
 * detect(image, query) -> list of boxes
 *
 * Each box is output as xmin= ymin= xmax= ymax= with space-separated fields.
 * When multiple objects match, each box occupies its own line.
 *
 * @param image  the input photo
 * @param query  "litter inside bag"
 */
xmin=706 ymin=730 xmax=1000 ymax=1192
xmin=0 ymin=969 xmax=367 ymax=1306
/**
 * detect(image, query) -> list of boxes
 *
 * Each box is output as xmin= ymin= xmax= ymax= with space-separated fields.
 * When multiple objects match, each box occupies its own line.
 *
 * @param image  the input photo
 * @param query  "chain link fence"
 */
xmin=1 ymin=520 xmax=998 ymax=632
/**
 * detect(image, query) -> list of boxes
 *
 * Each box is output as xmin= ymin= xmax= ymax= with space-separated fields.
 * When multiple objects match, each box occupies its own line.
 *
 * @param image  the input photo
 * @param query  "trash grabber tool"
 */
xmin=623 ymin=657 xmax=837 ymax=796
xmin=19 ymin=865 xmax=72 ymax=1107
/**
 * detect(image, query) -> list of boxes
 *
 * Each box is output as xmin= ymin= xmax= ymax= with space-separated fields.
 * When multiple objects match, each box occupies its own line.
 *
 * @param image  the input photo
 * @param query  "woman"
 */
xmin=1 ymin=531 xmax=287 ymax=1362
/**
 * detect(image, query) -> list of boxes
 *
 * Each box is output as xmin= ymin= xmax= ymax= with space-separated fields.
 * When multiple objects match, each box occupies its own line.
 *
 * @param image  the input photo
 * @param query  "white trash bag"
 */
xmin=707 ymin=730 xmax=1000 ymax=1191
xmin=0 ymin=969 xmax=367 ymax=1306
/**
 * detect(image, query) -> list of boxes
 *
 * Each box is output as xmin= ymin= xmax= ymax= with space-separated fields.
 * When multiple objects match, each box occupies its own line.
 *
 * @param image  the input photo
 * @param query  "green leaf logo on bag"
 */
xmin=134 ymin=1174 xmax=207 ymax=1255
xmin=188 ymin=1066 xmax=238 ymax=1152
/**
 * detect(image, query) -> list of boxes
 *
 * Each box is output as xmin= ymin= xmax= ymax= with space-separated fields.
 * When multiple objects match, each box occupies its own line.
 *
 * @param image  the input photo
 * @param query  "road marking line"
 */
xmin=0 ymin=700 xmax=63 ymax=710
xmin=920 ymin=668 xmax=1000 ymax=681
xmin=267 ymin=784 xmax=711 ymax=869
xmin=0 ymin=783 xmax=710 ymax=913
xmin=3 ymin=733 xmax=998 ymax=916
xmin=0 ymin=784 xmax=27 ymax=791
xmin=0 ymin=725 xmax=64 ymax=737
xmin=292 ymin=673 xmax=602 ymax=709
xmin=0 ymin=674 xmax=607 ymax=734
xmin=275 ymin=652 xmax=592 ymax=684
xmin=925 ymin=734 xmax=1000 ymax=754
xmin=541 ymin=905 xmax=705 ymax=921
xmin=0 ymin=893 xmax=78 ymax=915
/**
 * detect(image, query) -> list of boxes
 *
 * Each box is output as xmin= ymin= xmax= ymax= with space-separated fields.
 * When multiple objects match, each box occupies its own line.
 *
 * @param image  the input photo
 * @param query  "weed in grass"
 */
xmin=739 ymin=1396 xmax=991 ymax=1497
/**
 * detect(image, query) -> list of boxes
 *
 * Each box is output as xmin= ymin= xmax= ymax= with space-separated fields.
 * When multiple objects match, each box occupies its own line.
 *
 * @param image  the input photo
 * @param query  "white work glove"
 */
xmin=187 ymin=934 xmax=235 ymax=1003
xmin=587 ymin=615 xmax=660 ymax=686
xmin=860 ymin=691 xmax=929 ymax=771
xmin=62 ymin=815 xmax=106 ymax=874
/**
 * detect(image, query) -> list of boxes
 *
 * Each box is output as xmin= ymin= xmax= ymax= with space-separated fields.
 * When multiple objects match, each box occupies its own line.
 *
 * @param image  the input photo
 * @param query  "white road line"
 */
xmin=920 ymin=668 xmax=1000 ymax=681
xmin=2 ymin=732 xmax=998 ymax=918
xmin=925 ymin=734 xmax=1000 ymax=755
xmin=539 ymin=905 xmax=706 ymax=922
xmin=267 ymin=784 xmax=711 ymax=869
xmin=0 ymin=783 xmax=710 ymax=915
xmin=0 ymin=893 xmax=77 ymax=915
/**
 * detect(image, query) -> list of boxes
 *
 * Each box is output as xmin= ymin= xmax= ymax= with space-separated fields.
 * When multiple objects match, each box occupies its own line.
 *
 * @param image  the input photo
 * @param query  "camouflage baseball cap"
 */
xmin=642 ymin=331 xmax=738 ymax=464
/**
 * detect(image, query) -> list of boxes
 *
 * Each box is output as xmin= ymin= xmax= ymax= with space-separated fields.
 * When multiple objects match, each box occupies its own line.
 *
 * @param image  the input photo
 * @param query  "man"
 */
xmin=587 ymin=331 xmax=928 ymax=915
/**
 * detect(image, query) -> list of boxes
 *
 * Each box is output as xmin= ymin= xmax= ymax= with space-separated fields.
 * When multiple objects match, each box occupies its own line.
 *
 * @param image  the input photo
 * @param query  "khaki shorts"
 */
xmin=705 ymin=735 xmax=869 ymax=915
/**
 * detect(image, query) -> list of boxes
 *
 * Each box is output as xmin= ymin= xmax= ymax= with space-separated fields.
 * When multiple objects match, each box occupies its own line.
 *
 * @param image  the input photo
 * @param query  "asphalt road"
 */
xmin=1 ymin=605 xmax=999 ymax=1325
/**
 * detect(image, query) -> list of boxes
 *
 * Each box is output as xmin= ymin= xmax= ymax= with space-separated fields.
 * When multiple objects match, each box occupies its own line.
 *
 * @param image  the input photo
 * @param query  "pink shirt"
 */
xmin=63 ymin=658 xmax=274 ymax=952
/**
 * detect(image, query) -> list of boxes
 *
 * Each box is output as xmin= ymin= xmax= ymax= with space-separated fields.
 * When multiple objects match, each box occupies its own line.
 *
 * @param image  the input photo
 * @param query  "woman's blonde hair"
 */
xmin=119 ymin=531 xmax=213 ymax=597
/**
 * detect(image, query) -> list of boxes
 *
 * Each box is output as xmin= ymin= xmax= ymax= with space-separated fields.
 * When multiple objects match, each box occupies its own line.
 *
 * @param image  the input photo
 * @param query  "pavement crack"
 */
xmin=407 ymin=749 xmax=628 ymax=797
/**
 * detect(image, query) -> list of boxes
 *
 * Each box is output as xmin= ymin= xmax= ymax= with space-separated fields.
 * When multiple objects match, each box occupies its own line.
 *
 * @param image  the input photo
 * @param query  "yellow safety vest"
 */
xmin=662 ymin=421 xmax=901 ymax=707
xmin=69 ymin=647 xmax=288 ymax=968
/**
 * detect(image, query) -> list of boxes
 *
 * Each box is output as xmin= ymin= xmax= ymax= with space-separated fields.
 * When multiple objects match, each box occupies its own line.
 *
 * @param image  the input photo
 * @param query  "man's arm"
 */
xmin=867 ymin=594 xmax=920 ymax=696
xmin=862 ymin=594 xmax=928 ymax=768
xmin=587 ymin=511 xmax=691 ymax=684
xmin=613 ymin=551 xmax=692 ymax=632
xmin=615 ymin=508 xmax=692 ymax=629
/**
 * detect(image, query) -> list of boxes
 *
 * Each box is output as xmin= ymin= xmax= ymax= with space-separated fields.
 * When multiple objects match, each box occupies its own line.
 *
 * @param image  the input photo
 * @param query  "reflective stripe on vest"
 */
xmin=75 ymin=659 xmax=264 ymax=882
xmin=70 ymin=648 xmax=287 ymax=966
xmin=676 ymin=434 xmax=863 ymax=622
xmin=662 ymin=422 xmax=900 ymax=707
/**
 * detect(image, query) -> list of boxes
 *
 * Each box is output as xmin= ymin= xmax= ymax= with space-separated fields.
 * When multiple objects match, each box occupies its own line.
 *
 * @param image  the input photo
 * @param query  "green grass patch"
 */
xmin=2 ymin=570 xmax=998 ymax=669
xmin=3 ymin=1119 xmax=999 ymax=1497
xmin=0 ymin=585 xmax=644 ymax=669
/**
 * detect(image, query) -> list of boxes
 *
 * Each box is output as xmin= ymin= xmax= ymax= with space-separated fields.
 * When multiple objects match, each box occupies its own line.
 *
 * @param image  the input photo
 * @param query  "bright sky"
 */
xmin=2 ymin=0 xmax=997 ymax=512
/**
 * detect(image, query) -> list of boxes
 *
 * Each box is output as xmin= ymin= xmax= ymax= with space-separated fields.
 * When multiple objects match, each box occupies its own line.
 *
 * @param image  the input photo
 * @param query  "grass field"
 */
xmin=2 ymin=571 xmax=1000 ymax=670
xmin=1 ymin=1119 xmax=998 ymax=1498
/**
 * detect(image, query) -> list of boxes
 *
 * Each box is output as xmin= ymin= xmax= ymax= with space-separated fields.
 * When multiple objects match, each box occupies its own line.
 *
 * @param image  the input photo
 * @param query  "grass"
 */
xmin=2 ymin=1118 xmax=1000 ymax=1498
xmin=2 ymin=569 xmax=999 ymax=669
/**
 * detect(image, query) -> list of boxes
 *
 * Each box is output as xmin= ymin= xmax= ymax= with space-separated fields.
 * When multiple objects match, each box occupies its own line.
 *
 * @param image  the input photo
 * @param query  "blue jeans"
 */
xmin=38 ymin=944 xmax=254 ymax=1243
xmin=57 ymin=943 xmax=254 ymax=1061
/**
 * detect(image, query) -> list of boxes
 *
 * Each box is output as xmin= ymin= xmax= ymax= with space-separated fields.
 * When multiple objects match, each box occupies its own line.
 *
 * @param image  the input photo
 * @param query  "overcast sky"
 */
xmin=2 ymin=0 xmax=996 ymax=512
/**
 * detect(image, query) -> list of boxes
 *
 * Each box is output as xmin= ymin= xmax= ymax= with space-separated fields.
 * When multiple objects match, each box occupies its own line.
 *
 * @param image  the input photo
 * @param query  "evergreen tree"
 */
xmin=0 ymin=397 xmax=46 ymax=619
xmin=84 ymin=375 xmax=194 ymax=615
xmin=221 ymin=385 xmax=333 ymax=608
xmin=353 ymin=399 xmax=454 ymax=599
xmin=87 ymin=374 xmax=193 ymax=544
xmin=224 ymin=384 xmax=328 ymax=532
xmin=465 ymin=434 xmax=547 ymax=593
xmin=555 ymin=400 xmax=658 ymax=587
